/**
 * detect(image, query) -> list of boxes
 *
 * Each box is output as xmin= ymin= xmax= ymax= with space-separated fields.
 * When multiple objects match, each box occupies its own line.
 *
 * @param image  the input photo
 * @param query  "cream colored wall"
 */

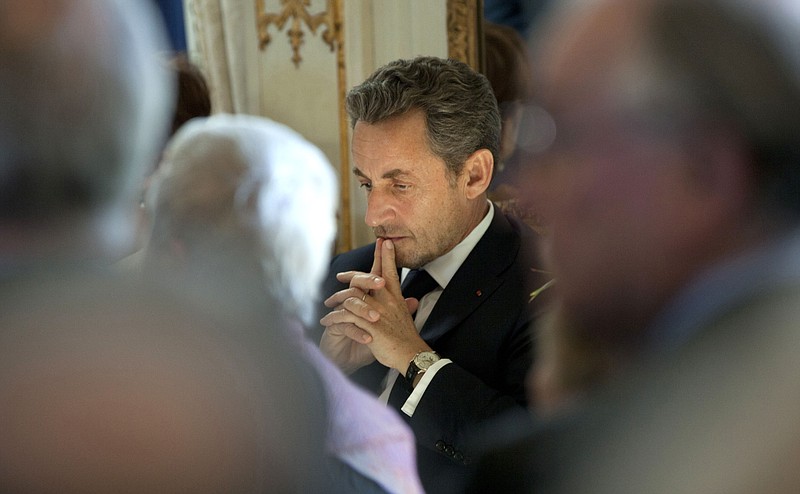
xmin=184 ymin=0 xmax=448 ymax=250
xmin=342 ymin=0 xmax=448 ymax=248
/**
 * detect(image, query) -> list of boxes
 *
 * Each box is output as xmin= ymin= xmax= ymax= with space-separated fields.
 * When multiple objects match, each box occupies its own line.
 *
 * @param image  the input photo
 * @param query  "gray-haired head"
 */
xmin=0 ymin=0 xmax=175 ymax=253
xmin=146 ymin=114 xmax=338 ymax=326
xmin=345 ymin=56 xmax=501 ymax=179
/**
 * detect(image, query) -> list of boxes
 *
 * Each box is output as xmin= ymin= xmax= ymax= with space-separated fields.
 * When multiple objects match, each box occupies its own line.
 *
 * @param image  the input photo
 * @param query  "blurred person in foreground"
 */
xmin=0 ymin=0 xmax=173 ymax=272
xmin=0 ymin=1 xmax=325 ymax=491
xmin=468 ymin=0 xmax=800 ymax=492
xmin=0 ymin=275 xmax=322 ymax=493
xmin=316 ymin=56 xmax=551 ymax=493
xmin=141 ymin=113 xmax=423 ymax=494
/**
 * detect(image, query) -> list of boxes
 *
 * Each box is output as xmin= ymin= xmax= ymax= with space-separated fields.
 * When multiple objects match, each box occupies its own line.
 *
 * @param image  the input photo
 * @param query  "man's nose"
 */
xmin=364 ymin=189 xmax=396 ymax=227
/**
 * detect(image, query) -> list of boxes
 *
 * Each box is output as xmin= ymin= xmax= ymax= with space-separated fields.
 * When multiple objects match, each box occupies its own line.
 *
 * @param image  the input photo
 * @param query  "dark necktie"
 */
xmin=401 ymin=269 xmax=439 ymax=304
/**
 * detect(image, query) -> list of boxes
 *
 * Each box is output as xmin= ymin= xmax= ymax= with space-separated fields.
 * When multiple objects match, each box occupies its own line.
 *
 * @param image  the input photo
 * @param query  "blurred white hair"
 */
xmin=147 ymin=114 xmax=339 ymax=325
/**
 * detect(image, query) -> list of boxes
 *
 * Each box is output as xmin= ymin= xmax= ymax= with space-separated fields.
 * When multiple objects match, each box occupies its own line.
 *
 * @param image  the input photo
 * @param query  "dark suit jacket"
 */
xmin=315 ymin=209 xmax=549 ymax=494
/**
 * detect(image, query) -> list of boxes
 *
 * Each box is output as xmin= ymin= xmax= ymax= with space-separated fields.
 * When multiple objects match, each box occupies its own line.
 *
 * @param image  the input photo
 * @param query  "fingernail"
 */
xmin=362 ymin=334 xmax=372 ymax=343
xmin=369 ymin=310 xmax=379 ymax=320
xmin=385 ymin=239 xmax=393 ymax=249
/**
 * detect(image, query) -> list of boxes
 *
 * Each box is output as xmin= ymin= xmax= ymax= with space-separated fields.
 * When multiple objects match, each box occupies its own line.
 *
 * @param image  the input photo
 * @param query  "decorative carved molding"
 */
xmin=330 ymin=0 xmax=352 ymax=254
xmin=447 ymin=0 xmax=484 ymax=72
xmin=256 ymin=0 xmax=337 ymax=67
xmin=254 ymin=0 xmax=352 ymax=252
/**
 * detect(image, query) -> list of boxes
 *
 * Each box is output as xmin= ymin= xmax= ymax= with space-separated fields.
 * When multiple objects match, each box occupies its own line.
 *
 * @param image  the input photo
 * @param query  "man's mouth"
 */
xmin=378 ymin=235 xmax=406 ymax=243
xmin=375 ymin=226 xmax=402 ymax=238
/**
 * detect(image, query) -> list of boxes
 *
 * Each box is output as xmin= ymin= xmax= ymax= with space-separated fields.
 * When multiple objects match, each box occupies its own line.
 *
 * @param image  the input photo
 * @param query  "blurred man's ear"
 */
xmin=169 ymin=237 xmax=188 ymax=262
xmin=684 ymin=126 xmax=754 ymax=221
xmin=463 ymin=148 xmax=494 ymax=199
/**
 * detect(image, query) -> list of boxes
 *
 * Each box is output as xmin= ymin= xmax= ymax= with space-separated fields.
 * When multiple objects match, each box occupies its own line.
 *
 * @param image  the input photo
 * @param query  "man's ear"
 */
xmin=668 ymin=126 xmax=755 ymax=248
xmin=169 ymin=237 xmax=188 ymax=262
xmin=685 ymin=127 xmax=753 ymax=218
xmin=462 ymin=148 xmax=494 ymax=199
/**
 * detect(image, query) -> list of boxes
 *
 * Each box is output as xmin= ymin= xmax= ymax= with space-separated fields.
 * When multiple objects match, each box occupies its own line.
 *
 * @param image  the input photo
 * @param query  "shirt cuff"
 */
xmin=401 ymin=358 xmax=452 ymax=417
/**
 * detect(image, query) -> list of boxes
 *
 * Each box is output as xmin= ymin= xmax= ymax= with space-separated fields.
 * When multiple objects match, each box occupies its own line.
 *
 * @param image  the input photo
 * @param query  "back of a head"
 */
xmin=146 ymin=114 xmax=338 ymax=324
xmin=345 ymin=56 xmax=501 ymax=176
xmin=169 ymin=54 xmax=212 ymax=136
xmin=484 ymin=20 xmax=536 ymax=167
xmin=484 ymin=20 xmax=535 ymax=112
xmin=0 ymin=0 xmax=175 ymax=250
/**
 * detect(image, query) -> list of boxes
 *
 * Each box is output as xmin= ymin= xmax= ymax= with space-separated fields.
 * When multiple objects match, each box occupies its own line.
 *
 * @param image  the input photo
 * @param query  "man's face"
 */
xmin=352 ymin=111 xmax=472 ymax=269
xmin=519 ymin=1 xmax=702 ymax=330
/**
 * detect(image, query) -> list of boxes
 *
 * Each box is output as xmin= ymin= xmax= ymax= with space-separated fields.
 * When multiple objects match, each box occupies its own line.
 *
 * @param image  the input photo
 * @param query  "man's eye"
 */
xmin=359 ymin=182 xmax=372 ymax=191
xmin=394 ymin=183 xmax=410 ymax=191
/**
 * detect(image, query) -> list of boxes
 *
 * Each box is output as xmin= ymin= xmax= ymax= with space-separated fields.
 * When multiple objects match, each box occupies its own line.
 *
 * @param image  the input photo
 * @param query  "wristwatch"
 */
xmin=405 ymin=351 xmax=440 ymax=385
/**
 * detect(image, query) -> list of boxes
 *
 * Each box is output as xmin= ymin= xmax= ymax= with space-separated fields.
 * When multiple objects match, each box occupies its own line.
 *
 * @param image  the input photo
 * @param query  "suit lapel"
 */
xmin=420 ymin=210 xmax=521 ymax=344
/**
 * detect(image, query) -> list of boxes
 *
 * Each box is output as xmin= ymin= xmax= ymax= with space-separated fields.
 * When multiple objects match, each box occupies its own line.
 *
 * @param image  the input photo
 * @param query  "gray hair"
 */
xmin=146 ymin=114 xmax=338 ymax=326
xmin=0 ymin=0 xmax=174 ymax=230
xmin=345 ymin=56 xmax=501 ymax=178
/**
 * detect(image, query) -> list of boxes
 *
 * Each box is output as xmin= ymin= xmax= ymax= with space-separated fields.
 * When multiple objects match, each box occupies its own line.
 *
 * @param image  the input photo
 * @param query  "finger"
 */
xmin=323 ymin=286 xmax=369 ymax=308
xmin=325 ymin=322 xmax=373 ymax=344
xmin=348 ymin=272 xmax=386 ymax=292
xmin=335 ymin=270 xmax=361 ymax=284
xmin=381 ymin=239 xmax=402 ymax=295
xmin=370 ymin=238 xmax=383 ymax=276
xmin=344 ymin=294 xmax=381 ymax=322
xmin=343 ymin=323 xmax=373 ymax=344
xmin=405 ymin=297 xmax=420 ymax=314
xmin=320 ymin=307 xmax=373 ymax=331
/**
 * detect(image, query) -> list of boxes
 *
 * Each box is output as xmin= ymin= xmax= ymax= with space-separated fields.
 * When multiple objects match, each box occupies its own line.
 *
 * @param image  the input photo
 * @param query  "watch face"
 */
xmin=414 ymin=351 xmax=439 ymax=370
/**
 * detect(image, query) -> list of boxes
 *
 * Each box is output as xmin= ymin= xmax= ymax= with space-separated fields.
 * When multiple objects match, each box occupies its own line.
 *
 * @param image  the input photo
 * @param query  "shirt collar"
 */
xmin=402 ymin=201 xmax=494 ymax=289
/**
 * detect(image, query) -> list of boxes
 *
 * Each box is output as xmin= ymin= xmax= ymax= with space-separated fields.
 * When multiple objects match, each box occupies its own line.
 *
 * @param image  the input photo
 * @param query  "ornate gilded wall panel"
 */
xmin=447 ymin=0 xmax=484 ymax=72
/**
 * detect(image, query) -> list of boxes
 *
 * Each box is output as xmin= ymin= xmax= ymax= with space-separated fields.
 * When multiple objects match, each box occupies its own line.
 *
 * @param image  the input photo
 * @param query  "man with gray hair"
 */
xmin=468 ymin=0 xmax=800 ymax=492
xmin=317 ymin=56 xmax=551 ymax=493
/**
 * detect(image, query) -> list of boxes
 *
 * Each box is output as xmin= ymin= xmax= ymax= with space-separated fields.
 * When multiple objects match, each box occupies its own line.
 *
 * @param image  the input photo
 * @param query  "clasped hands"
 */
xmin=320 ymin=238 xmax=432 ymax=375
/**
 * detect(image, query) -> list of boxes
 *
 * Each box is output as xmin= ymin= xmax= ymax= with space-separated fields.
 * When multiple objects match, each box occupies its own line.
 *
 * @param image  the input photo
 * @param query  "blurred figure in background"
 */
xmin=483 ymin=0 xmax=553 ymax=38
xmin=117 ymin=52 xmax=213 ymax=272
xmin=483 ymin=20 xmax=542 ymax=231
xmin=484 ymin=20 xmax=535 ymax=177
xmin=168 ymin=53 xmax=212 ymax=137
xmin=468 ymin=0 xmax=800 ymax=492
xmin=142 ymin=113 xmax=423 ymax=494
